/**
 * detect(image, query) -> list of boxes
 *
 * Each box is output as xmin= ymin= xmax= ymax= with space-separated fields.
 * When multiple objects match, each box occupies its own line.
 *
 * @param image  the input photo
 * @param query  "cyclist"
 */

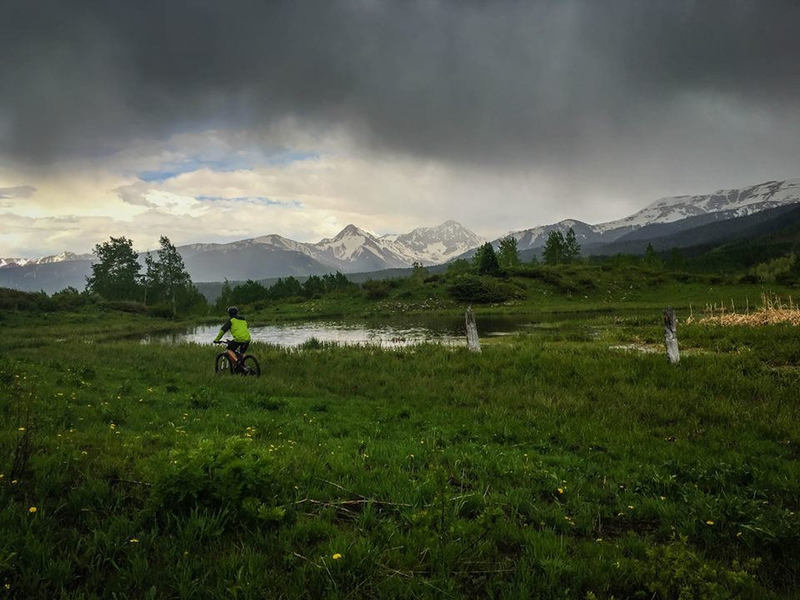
xmin=213 ymin=306 xmax=251 ymax=361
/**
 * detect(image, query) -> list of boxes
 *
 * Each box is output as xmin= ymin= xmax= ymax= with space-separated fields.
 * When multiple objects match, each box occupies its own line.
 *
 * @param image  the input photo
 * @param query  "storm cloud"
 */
xmin=3 ymin=0 xmax=799 ymax=169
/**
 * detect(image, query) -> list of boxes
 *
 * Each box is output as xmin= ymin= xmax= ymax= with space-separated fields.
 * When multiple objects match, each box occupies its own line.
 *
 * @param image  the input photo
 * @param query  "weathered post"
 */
xmin=663 ymin=307 xmax=680 ymax=364
xmin=465 ymin=306 xmax=481 ymax=353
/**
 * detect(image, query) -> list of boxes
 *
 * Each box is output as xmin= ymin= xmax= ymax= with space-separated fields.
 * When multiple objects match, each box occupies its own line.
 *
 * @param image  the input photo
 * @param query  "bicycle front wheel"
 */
xmin=241 ymin=355 xmax=261 ymax=377
xmin=215 ymin=353 xmax=234 ymax=375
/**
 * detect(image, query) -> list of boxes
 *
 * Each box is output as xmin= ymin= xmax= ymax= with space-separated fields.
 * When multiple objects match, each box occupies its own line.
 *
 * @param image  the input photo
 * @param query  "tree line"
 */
xmin=215 ymin=272 xmax=354 ymax=310
xmin=85 ymin=236 xmax=205 ymax=316
xmin=470 ymin=227 xmax=582 ymax=276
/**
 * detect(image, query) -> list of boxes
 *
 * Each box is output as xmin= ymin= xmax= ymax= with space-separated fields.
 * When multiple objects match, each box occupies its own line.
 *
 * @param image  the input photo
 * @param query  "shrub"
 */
xmin=363 ymin=280 xmax=392 ymax=299
xmin=147 ymin=438 xmax=290 ymax=529
xmin=447 ymin=275 xmax=523 ymax=303
xmin=101 ymin=300 xmax=148 ymax=313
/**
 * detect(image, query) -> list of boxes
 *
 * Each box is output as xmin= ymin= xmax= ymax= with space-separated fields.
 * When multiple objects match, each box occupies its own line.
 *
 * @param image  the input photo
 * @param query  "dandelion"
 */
xmin=18 ymin=427 xmax=25 ymax=432
xmin=706 ymin=520 xmax=715 ymax=526
xmin=332 ymin=553 xmax=342 ymax=560
xmin=28 ymin=506 xmax=37 ymax=513
xmin=557 ymin=488 xmax=564 ymax=494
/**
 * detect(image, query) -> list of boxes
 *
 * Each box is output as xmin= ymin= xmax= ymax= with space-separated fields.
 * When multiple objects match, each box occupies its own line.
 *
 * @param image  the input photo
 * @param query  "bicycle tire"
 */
xmin=241 ymin=355 xmax=261 ymax=377
xmin=215 ymin=353 xmax=234 ymax=375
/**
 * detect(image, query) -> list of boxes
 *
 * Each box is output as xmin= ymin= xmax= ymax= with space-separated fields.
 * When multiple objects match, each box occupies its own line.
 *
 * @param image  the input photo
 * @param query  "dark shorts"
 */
xmin=230 ymin=341 xmax=250 ymax=354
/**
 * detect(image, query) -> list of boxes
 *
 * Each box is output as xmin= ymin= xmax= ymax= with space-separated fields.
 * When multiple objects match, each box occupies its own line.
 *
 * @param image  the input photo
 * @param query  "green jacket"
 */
xmin=214 ymin=316 xmax=251 ymax=342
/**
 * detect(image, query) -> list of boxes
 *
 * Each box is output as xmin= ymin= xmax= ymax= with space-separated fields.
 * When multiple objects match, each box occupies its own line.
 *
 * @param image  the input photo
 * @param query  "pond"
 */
xmin=140 ymin=315 xmax=549 ymax=348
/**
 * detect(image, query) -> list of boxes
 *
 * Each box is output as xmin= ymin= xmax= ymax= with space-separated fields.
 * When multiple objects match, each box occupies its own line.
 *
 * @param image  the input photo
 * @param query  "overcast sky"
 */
xmin=2 ymin=0 xmax=799 ymax=256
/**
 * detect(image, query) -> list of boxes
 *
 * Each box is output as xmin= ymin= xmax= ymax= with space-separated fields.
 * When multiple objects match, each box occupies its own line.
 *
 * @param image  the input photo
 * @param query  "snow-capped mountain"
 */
xmin=313 ymin=224 xmax=412 ymax=271
xmin=506 ymin=179 xmax=800 ymax=251
xmin=506 ymin=219 xmax=611 ymax=251
xmin=381 ymin=220 xmax=484 ymax=265
xmin=0 ymin=251 xmax=94 ymax=268
xmin=596 ymin=178 xmax=800 ymax=233
xmin=176 ymin=221 xmax=481 ymax=278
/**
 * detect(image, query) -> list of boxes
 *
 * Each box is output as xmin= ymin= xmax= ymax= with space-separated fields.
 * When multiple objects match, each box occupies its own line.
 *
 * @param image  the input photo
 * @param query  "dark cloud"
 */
xmin=2 ymin=0 xmax=799 ymax=176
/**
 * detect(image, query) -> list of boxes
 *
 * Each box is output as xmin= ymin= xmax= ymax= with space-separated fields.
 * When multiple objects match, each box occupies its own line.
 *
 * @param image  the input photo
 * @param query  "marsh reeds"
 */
xmin=691 ymin=292 xmax=800 ymax=326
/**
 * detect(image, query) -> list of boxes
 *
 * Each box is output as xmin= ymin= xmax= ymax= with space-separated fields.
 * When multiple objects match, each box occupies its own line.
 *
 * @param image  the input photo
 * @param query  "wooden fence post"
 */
xmin=465 ymin=306 xmax=481 ymax=353
xmin=663 ymin=307 xmax=680 ymax=364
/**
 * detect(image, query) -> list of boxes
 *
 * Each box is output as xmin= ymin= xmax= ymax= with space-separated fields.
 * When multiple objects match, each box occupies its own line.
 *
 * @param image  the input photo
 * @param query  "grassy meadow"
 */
xmin=1 ymin=275 xmax=800 ymax=598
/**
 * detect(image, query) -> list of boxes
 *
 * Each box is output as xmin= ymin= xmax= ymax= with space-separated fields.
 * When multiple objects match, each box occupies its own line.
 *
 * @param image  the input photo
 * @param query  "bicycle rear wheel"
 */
xmin=215 ymin=353 xmax=234 ymax=375
xmin=241 ymin=355 xmax=261 ymax=377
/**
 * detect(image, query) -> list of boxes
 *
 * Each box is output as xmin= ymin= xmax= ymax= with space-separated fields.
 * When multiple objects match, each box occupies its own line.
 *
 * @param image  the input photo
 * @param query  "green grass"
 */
xmin=1 ymin=305 xmax=799 ymax=598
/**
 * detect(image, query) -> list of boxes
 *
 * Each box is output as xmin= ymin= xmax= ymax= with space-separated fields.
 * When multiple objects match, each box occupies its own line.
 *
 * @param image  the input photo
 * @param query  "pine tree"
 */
xmin=473 ymin=242 xmax=500 ymax=275
xmin=542 ymin=231 xmax=565 ymax=265
xmin=564 ymin=228 xmax=581 ymax=263
xmin=156 ymin=236 xmax=192 ymax=317
xmin=497 ymin=237 xmax=520 ymax=268
xmin=643 ymin=243 xmax=661 ymax=267
xmin=86 ymin=236 xmax=141 ymax=300
xmin=141 ymin=252 xmax=161 ymax=305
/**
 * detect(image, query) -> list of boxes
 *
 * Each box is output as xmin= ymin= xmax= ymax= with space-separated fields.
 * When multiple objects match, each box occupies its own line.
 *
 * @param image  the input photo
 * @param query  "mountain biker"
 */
xmin=213 ymin=306 xmax=251 ymax=358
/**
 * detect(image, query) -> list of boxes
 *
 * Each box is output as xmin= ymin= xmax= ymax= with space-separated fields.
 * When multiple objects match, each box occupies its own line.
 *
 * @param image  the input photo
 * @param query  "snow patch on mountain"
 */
xmin=506 ymin=178 xmax=800 ymax=251
xmin=0 ymin=251 xmax=94 ymax=268
xmin=382 ymin=220 xmax=484 ymax=265
xmin=595 ymin=179 xmax=800 ymax=232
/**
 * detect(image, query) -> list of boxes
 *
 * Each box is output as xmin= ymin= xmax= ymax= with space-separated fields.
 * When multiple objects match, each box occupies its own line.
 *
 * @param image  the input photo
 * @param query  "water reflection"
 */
xmin=141 ymin=315 xmax=539 ymax=348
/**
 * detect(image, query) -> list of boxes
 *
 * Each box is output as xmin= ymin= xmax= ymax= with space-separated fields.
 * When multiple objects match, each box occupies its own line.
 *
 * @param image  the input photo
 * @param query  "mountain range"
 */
xmin=1 ymin=178 xmax=799 ymax=294
xmin=503 ymin=178 xmax=800 ymax=253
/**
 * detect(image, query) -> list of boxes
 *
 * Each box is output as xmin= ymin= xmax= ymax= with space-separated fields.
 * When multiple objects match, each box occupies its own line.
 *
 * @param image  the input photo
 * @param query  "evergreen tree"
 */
xmin=216 ymin=279 xmax=233 ymax=311
xmin=86 ymin=236 xmax=141 ymax=300
xmin=141 ymin=252 xmax=161 ymax=305
xmin=231 ymin=280 xmax=268 ymax=304
xmin=666 ymin=247 xmax=686 ymax=270
xmin=497 ymin=237 xmax=520 ymax=268
xmin=542 ymin=231 xmax=565 ymax=265
xmin=302 ymin=275 xmax=325 ymax=298
xmin=156 ymin=236 xmax=192 ymax=317
xmin=643 ymin=243 xmax=661 ymax=268
xmin=473 ymin=242 xmax=500 ymax=275
xmin=564 ymin=228 xmax=581 ymax=263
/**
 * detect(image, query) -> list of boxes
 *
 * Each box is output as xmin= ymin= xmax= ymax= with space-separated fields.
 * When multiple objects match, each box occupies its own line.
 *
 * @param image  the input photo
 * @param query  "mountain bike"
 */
xmin=214 ymin=340 xmax=261 ymax=377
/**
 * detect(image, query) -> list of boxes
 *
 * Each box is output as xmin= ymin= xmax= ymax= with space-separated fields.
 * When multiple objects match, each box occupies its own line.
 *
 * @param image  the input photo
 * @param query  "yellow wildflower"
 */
xmin=29 ymin=506 xmax=37 ymax=513
xmin=18 ymin=427 xmax=25 ymax=432
xmin=706 ymin=520 xmax=715 ymax=526
xmin=129 ymin=538 xmax=139 ymax=543
xmin=557 ymin=488 xmax=564 ymax=494
xmin=332 ymin=553 xmax=342 ymax=560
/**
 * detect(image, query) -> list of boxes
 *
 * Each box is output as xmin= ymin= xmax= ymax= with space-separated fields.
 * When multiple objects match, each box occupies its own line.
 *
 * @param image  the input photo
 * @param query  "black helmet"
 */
xmin=227 ymin=306 xmax=238 ymax=317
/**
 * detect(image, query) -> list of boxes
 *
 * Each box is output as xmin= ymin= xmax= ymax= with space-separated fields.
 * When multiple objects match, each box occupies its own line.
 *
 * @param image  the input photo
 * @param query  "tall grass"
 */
xmin=0 ymin=311 xmax=798 ymax=598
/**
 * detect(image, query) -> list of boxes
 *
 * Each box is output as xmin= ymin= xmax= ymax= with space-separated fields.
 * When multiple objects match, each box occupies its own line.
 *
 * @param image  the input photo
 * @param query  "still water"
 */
xmin=141 ymin=315 xmax=540 ymax=348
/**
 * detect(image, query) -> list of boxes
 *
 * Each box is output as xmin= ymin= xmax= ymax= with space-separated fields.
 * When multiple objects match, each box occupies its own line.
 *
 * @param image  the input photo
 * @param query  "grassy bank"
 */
xmin=1 ymin=308 xmax=798 ymax=598
xmin=231 ymin=265 xmax=798 ymax=324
